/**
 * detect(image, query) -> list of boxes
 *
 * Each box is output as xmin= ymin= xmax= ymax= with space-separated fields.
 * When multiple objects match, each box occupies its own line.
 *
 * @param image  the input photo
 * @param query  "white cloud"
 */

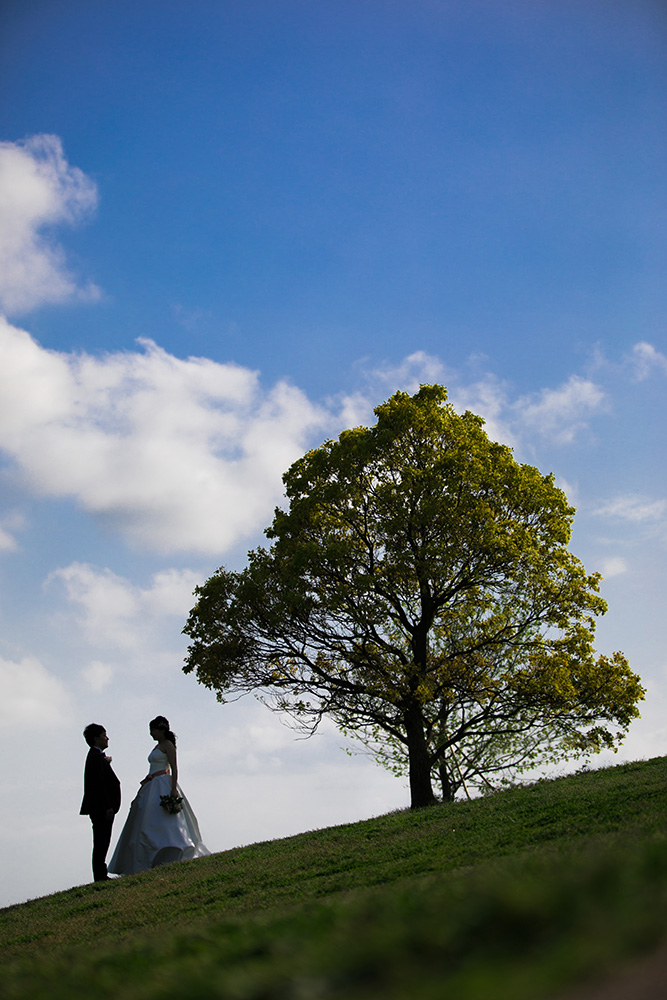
xmin=0 ymin=134 xmax=100 ymax=314
xmin=594 ymin=495 xmax=667 ymax=523
xmin=554 ymin=477 xmax=578 ymax=505
xmin=0 ymin=321 xmax=329 ymax=554
xmin=513 ymin=375 xmax=607 ymax=445
xmin=368 ymin=366 xmax=607 ymax=452
xmin=447 ymin=374 xmax=515 ymax=448
xmin=354 ymin=362 xmax=608 ymax=453
xmin=0 ymin=313 xmax=650 ymax=560
xmin=0 ymin=509 xmax=26 ymax=552
xmin=81 ymin=660 xmax=114 ymax=692
xmin=0 ymin=526 xmax=18 ymax=551
xmin=47 ymin=563 xmax=202 ymax=655
xmin=335 ymin=351 xmax=450 ymax=431
xmin=340 ymin=356 xmax=518 ymax=450
xmin=599 ymin=557 xmax=628 ymax=579
xmin=631 ymin=342 xmax=667 ymax=381
xmin=371 ymin=350 xmax=447 ymax=393
xmin=0 ymin=655 xmax=71 ymax=728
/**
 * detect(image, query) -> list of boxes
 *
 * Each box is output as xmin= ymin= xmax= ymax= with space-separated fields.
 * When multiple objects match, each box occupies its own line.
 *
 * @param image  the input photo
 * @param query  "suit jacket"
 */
xmin=80 ymin=747 xmax=121 ymax=816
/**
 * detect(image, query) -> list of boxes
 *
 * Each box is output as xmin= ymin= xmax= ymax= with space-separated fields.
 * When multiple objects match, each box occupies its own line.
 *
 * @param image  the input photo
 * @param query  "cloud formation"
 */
xmin=0 ymin=134 xmax=100 ymax=314
xmin=631 ymin=342 xmax=667 ymax=381
xmin=48 ymin=563 xmax=212 ymax=655
xmin=81 ymin=660 xmax=115 ymax=693
xmin=594 ymin=494 xmax=667 ymax=523
xmin=0 ymin=313 xmax=657 ymax=559
xmin=599 ymin=557 xmax=628 ymax=579
xmin=0 ymin=655 xmax=71 ymax=729
xmin=0 ymin=320 xmax=328 ymax=554
xmin=513 ymin=375 xmax=607 ymax=445
xmin=0 ymin=510 xmax=26 ymax=552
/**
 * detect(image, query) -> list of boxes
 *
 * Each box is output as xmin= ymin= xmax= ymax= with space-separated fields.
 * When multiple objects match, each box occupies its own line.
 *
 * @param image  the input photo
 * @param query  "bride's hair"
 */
xmin=150 ymin=715 xmax=177 ymax=746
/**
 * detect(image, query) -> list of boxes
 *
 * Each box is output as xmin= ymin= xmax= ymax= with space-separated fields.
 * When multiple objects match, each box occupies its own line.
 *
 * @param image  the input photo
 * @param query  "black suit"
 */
xmin=80 ymin=747 xmax=121 ymax=881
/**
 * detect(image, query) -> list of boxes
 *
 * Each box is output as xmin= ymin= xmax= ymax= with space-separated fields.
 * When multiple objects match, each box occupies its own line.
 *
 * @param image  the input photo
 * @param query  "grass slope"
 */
xmin=2 ymin=757 xmax=667 ymax=999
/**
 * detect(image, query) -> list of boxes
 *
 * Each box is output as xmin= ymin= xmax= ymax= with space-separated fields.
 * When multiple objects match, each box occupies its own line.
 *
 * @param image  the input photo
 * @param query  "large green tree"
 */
xmin=183 ymin=386 xmax=644 ymax=808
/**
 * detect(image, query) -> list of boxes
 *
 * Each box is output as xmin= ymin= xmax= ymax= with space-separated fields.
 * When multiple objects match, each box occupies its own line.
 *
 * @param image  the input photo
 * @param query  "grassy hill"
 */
xmin=3 ymin=756 xmax=667 ymax=999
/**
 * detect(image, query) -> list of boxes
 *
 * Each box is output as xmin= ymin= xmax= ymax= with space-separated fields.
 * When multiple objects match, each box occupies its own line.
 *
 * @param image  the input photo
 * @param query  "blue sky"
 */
xmin=0 ymin=0 xmax=665 ymax=907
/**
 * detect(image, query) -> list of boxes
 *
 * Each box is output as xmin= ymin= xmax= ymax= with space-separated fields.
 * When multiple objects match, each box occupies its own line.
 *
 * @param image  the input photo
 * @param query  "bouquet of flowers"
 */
xmin=160 ymin=794 xmax=183 ymax=814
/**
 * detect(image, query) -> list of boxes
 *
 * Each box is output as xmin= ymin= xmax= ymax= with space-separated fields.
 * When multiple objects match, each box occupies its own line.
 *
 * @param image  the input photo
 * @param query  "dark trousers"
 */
xmin=90 ymin=811 xmax=114 ymax=881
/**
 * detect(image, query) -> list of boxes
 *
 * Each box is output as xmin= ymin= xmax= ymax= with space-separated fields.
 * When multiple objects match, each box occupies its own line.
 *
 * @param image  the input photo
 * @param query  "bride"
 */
xmin=109 ymin=716 xmax=210 ymax=874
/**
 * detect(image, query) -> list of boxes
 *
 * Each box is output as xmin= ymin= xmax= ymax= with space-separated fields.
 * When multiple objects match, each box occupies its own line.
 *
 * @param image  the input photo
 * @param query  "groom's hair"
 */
xmin=83 ymin=723 xmax=106 ymax=746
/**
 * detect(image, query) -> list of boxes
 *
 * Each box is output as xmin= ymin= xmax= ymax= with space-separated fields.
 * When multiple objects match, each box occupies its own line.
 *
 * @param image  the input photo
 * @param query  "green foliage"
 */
xmin=4 ymin=757 xmax=667 ymax=999
xmin=183 ymin=385 xmax=643 ymax=806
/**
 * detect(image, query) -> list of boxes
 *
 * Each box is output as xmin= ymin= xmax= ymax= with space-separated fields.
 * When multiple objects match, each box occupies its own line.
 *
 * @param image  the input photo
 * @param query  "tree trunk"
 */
xmin=438 ymin=761 xmax=457 ymax=802
xmin=404 ymin=705 xmax=437 ymax=809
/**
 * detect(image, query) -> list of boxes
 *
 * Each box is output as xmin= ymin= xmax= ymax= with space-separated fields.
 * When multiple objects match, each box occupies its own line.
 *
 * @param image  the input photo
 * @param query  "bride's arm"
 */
xmin=163 ymin=740 xmax=178 ymax=797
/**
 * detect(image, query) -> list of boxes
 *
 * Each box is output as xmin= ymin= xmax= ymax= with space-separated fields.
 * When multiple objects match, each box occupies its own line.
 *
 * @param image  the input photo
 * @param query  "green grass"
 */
xmin=3 ymin=756 xmax=667 ymax=999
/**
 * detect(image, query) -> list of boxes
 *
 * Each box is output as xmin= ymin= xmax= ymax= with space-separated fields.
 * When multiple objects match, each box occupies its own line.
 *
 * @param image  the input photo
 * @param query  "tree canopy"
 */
xmin=183 ymin=385 xmax=644 ymax=807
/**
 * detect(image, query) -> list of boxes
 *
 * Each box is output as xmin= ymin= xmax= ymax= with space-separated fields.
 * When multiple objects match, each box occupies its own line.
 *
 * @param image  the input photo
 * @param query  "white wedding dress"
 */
xmin=109 ymin=746 xmax=210 ymax=874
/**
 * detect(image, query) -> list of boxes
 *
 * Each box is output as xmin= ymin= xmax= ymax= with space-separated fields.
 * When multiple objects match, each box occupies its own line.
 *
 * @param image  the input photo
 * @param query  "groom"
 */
xmin=80 ymin=724 xmax=121 ymax=881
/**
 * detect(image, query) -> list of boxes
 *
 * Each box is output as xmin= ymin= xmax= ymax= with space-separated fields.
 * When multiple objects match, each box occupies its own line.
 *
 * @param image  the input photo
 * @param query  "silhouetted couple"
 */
xmin=80 ymin=717 xmax=209 ymax=883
